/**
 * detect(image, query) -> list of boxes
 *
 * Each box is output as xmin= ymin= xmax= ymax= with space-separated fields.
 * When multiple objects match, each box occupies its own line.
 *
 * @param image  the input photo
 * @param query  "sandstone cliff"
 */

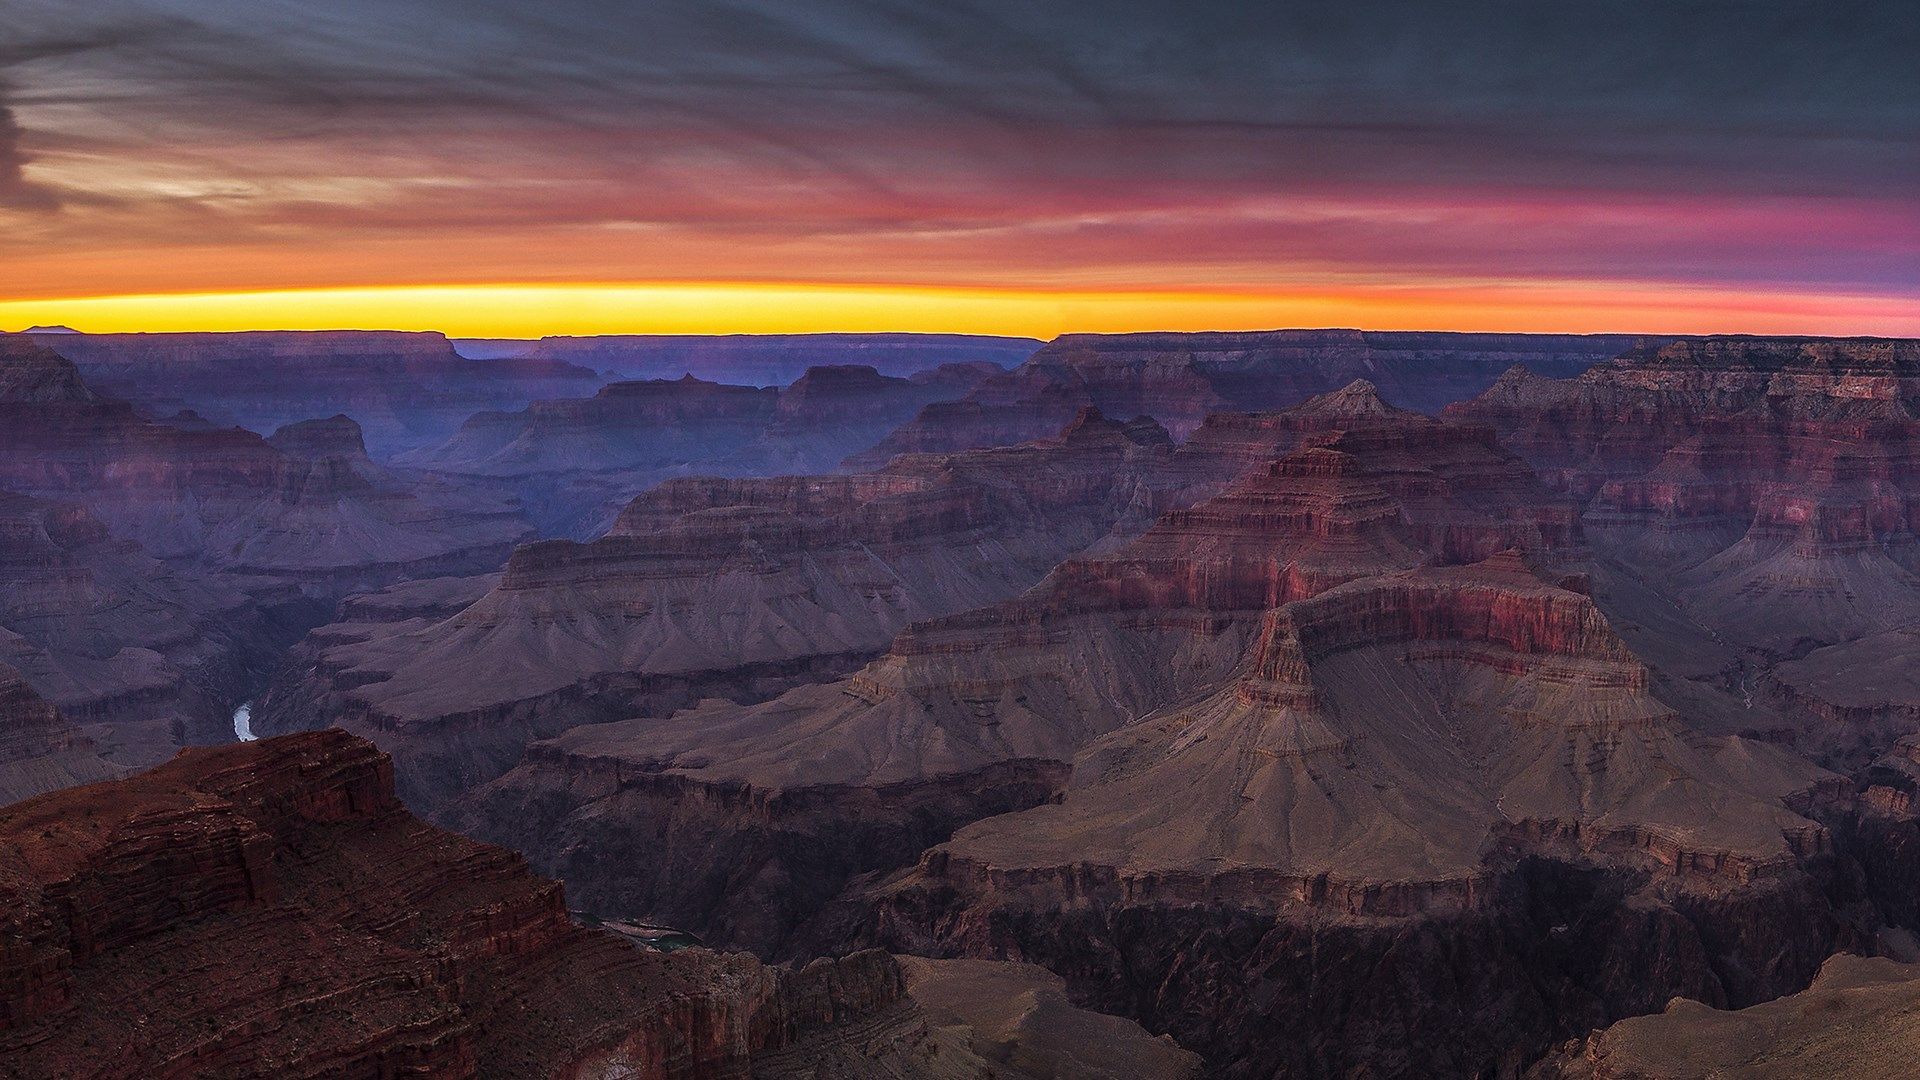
xmin=1450 ymin=335 xmax=1920 ymax=764
xmin=447 ymin=401 xmax=1594 ymax=954
xmin=0 ymin=730 xmax=909 ymax=1078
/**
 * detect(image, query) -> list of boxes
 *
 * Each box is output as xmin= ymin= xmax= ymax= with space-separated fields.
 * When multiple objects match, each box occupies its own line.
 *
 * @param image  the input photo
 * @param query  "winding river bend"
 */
xmin=233 ymin=701 xmax=256 ymax=741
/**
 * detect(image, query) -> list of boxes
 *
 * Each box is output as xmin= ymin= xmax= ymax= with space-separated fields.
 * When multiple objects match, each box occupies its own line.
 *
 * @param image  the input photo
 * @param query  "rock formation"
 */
xmin=1529 ymin=953 xmax=1920 ymax=1079
xmin=447 ymin=399 xmax=1596 ymax=954
xmin=0 ymin=337 xmax=532 ymax=608
xmin=500 ymin=332 xmax=1038 ymax=385
xmin=854 ymin=329 xmax=1648 ymax=465
xmin=34 ymin=330 xmax=601 ymax=457
xmin=1449 ymin=336 xmax=1920 ymax=763
xmin=755 ymin=956 xmax=1203 ymax=1080
xmin=0 ymin=490 xmax=274 ymax=760
xmin=0 ymin=730 xmax=912 ymax=1078
xmin=401 ymin=364 xmax=997 ymax=537
xmin=256 ymin=409 xmax=1188 ymax=811
xmin=0 ymin=664 xmax=123 ymax=807
xmin=859 ymin=556 xmax=1847 ymax=1075
xmin=442 ymin=385 xmax=1920 ymax=1075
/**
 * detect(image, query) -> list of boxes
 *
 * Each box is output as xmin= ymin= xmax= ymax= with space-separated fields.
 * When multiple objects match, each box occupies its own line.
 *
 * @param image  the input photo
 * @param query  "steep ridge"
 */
xmin=861 ymin=557 xmax=1845 ymax=1076
xmin=0 ymin=337 xmax=532 ymax=607
xmin=0 ymin=490 xmax=274 ymax=761
xmin=1449 ymin=336 xmax=1920 ymax=762
xmin=401 ymin=364 xmax=995 ymax=537
xmin=34 ymin=330 xmax=600 ymax=457
xmin=1529 ymin=953 xmax=1920 ymax=1079
xmin=0 ymin=663 xmax=123 ymax=807
xmin=256 ymin=410 xmax=1189 ymax=811
xmin=0 ymin=730 xmax=910 ymax=1078
xmin=449 ymin=393 xmax=1593 ymax=953
xmin=853 ymin=329 xmax=1647 ymax=464
xmin=503 ymin=331 xmax=1038 ymax=384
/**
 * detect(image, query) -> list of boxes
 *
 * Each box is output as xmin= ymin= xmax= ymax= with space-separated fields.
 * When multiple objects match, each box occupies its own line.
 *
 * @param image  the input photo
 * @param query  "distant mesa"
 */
xmin=20 ymin=325 xmax=81 ymax=334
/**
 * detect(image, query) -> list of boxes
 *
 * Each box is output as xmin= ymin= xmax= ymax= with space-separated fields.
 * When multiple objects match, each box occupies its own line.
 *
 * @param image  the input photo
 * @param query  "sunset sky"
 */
xmin=3 ymin=0 xmax=1916 ymax=338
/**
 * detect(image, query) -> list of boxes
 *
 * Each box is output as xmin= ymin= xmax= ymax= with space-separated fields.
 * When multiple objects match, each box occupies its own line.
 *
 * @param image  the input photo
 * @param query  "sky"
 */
xmin=1 ymin=0 xmax=1916 ymax=338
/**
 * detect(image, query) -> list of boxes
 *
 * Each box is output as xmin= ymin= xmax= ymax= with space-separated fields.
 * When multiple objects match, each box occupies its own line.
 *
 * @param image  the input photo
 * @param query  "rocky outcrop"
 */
xmin=256 ymin=410 xmax=1191 ymax=812
xmin=448 ymin=405 xmax=1591 ymax=955
xmin=855 ymin=329 xmax=1647 ymax=464
xmin=35 ymin=330 xmax=601 ymax=457
xmin=1528 ymin=953 xmax=1920 ymax=1079
xmin=0 ymin=730 xmax=908 ymax=1078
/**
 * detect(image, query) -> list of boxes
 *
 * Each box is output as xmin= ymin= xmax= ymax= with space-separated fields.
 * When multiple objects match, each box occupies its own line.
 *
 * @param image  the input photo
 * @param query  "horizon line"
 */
xmin=3 ymin=280 xmax=1916 ymax=340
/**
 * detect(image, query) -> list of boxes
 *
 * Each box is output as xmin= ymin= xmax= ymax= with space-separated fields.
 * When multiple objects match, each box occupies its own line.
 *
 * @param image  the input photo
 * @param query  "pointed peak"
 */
xmin=0 ymin=335 xmax=97 ymax=404
xmin=1294 ymin=379 xmax=1400 ymax=418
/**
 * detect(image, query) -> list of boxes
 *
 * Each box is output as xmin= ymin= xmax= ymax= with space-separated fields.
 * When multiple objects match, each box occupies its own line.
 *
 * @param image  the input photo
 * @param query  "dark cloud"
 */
xmin=0 ymin=105 xmax=58 ymax=209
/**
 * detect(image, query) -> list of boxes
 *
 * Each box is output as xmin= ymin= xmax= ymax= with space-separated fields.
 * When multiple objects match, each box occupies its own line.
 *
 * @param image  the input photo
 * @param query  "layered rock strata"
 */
xmin=0 ymin=730 xmax=906 ymax=1078
xmin=0 ymin=338 xmax=532 ymax=605
xmin=402 ymin=364 xmax=995 ymax=537
xmin=0 ymin=490 xmax=274 ymax=761
xmin=0 ymin=664 xmax=123 ymax=807
xmin=257 ymin=410 xmax=1188 ymax=811
xmin=1450 ymin=336 xmax=1920 ymax=761
xmin=449 ymin=402 xmax=1592 ymax=954
xmin=858 ymin=557 xmax=1851 ymax=1076
xmin=854 ymin=329 xmax=1647 ymax=464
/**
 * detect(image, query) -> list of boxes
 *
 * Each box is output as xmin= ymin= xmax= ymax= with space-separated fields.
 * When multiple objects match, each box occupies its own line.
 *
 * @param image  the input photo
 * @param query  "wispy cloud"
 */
xmin=0 ymin=0 xmax=1914 ymax=324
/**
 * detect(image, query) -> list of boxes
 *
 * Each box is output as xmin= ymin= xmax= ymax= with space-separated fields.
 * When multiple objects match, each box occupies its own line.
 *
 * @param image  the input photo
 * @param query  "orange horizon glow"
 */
xmin=5 ymin=281 xmax=1917 ymax=341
